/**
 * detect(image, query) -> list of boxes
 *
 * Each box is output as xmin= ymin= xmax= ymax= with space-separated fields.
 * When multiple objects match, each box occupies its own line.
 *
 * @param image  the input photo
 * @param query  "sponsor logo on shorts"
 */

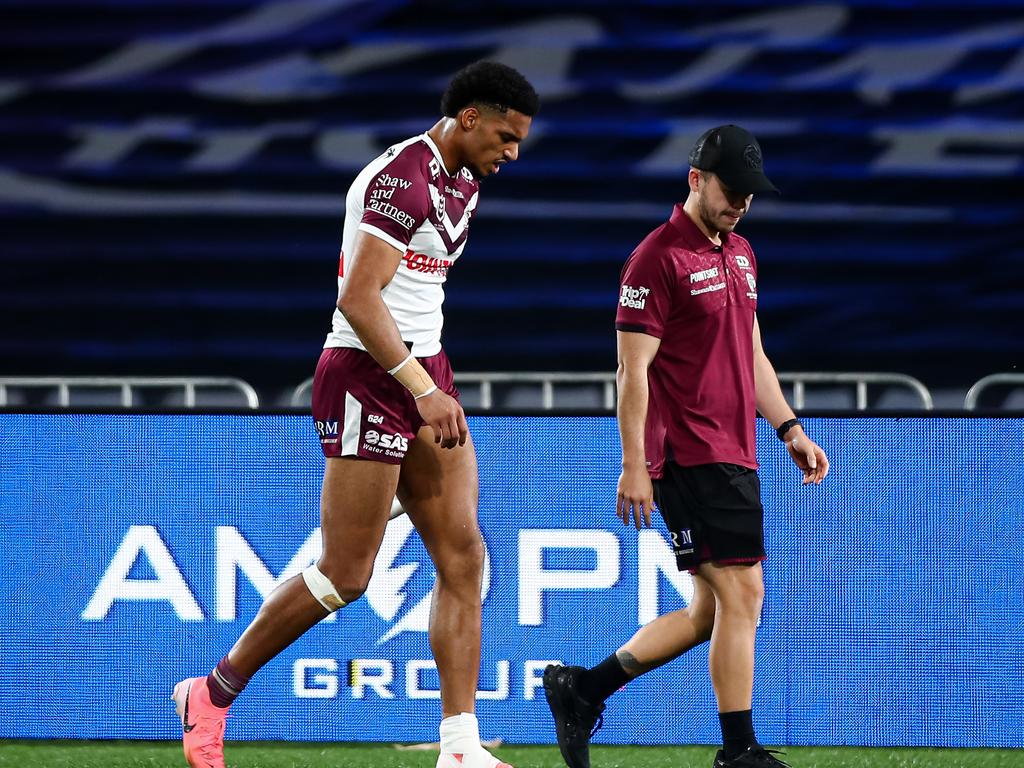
xmin=363 ymin=430 xmax=409 ymax=458
xmin=671 ymin=529 xmax=695 ymax=556
xmin=366 ymin=198 xmax=416 ymax=230
xmin=620 ymin=284 xmax=650 ymax=310
xmin=315 ymin=420 xmax=339 ymax=445
xmin=689 ymin=266 xmax=719 ymax=283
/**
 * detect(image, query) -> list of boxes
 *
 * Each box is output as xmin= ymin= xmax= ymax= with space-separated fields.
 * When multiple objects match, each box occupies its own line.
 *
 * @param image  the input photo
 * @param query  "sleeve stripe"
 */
xmin=357 ymin=223 xmax=408 ymax=254
xmin=615 ymin=322 xmax=663 ymax=338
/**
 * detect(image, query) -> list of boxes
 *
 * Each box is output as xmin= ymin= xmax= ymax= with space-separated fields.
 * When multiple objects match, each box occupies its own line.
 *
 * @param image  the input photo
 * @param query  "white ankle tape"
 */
xmin=302 ymin=564 xmax=347 ymax=612
xmin=439 ymin=712 xmax=480 ymax=753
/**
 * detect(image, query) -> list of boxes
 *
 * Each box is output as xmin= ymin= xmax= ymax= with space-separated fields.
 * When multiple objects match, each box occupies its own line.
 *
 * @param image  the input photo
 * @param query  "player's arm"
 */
xmin=337 ymin=230 xmax=411 ymax=375
xmin=752 ymin=314 xmax=829 ymax=484
xmin=616 ymin=330 xmax=661 ymax=529
xmin=337 ymin=230 xmax=467 ymax=448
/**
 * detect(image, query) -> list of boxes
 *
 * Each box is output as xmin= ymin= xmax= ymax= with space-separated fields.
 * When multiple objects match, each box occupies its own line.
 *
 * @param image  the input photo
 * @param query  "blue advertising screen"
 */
xmin=0 ymin=414 xmax=1021 ymax=748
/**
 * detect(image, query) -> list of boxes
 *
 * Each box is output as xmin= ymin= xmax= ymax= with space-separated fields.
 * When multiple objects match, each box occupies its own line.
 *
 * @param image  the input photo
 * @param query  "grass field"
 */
xmin=0 ymin=741 xmax=1019 ymax=768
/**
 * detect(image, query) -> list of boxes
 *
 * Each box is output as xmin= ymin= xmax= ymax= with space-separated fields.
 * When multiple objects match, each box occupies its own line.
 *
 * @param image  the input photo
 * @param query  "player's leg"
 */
xmin=398 ymin=428 xmax=482 ymax=717
xmin=229 ymin=456 xmax=399 ymax=674
xmin=172 ymin=457 xmax=397 ymax=768
xmin=172 ymin=347 xmax=405 ymax=768
xmin=221 ymin=347 xmax=408 ymax=678
xmin=397 ymin=427 xmax=508 ymax=768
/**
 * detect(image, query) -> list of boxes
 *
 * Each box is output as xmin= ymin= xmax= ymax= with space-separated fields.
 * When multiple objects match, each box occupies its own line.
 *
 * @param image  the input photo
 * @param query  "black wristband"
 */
xmin=776 ymin=418 xmax=802 ymax=441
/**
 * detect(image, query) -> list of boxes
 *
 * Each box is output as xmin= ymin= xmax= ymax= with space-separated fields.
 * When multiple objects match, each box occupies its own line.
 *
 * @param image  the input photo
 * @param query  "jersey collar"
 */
xmin=421 ymin=132 xmax=461 ymax=179
xmin=669 ymin=203 xmax=731 ymax=253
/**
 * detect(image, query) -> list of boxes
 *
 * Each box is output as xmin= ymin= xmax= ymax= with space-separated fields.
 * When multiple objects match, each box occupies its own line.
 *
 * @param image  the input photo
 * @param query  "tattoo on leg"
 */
xmin=615 ymin=650 xmax=651 ymax=679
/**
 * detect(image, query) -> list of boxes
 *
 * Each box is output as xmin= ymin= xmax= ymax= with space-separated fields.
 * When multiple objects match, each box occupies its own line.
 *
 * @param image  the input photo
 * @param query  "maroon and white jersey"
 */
xmin=615 ymin=204 xmax=760 ymax=477
xmin=325 ymin=133 xmax=480 ymax=356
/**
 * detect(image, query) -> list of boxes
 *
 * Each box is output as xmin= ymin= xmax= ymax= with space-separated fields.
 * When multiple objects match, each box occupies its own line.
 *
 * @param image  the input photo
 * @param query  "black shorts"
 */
xmin=653 ymin=461 xmax=766 ymax=573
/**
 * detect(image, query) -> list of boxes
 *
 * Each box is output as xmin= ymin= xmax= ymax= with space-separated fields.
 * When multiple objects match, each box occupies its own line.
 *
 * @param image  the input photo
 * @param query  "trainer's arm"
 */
xmin=753 ymin=315 xmax=829 ymax=484
xmin=338 ymin=230 xmax=467 ymax=448
xmin=616 ymin=330 xmax=661 ymax=529
xmin=753 ymin=314 xmax=797 ymax=430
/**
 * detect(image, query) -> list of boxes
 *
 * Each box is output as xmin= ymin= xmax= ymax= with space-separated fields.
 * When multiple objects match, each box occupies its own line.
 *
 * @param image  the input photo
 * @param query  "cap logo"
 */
xmin=742 ymin=144 xmax=762 ymax=170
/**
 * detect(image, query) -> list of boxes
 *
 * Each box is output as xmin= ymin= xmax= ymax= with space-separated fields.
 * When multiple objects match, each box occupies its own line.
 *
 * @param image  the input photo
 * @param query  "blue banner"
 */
xmin=1 ymin=414 xmax=1022 ymax=748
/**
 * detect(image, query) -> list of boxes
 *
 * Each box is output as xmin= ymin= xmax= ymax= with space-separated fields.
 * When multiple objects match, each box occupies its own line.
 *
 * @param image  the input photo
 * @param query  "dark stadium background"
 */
xmin=3 ymin=4 xmax=1024 ymax=764
xmin=2 ymin=0 xmax=1021 ymax=406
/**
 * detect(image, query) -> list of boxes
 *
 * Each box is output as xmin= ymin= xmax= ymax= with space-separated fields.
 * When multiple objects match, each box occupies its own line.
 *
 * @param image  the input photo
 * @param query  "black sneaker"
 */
xmin=542 ymin=664 xmax=606 ymax=768
xmin=713 ymin=746 xmax=791 ymax=768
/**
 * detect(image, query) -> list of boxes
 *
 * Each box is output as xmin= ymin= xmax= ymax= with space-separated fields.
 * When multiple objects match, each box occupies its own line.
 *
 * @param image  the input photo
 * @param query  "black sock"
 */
xmin=719 ymin=709 xmax=758 ymax=759
xmin=577 ymin=653 xmax=630 ymax=704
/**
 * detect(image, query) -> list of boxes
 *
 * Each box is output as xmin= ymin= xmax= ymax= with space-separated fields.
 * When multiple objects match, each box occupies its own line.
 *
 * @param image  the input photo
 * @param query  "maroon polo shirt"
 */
xmin=615 ymin=204 xmax=759 ymax=478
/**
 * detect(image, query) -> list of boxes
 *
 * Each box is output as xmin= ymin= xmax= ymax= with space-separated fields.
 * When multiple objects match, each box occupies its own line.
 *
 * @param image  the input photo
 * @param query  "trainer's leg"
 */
xmin=575 ymin=572 xmax=716 ymax=704
xmin=700 ymin=560 xmax=765 ymax=760
xmin=700 ymin=561 xmax=763 ymax=710
xmin=226 ymin=456 xmax=399 ymax=677
xmin=541 ymin=578 xmax=714 ymax=768
xmin=581 ymin=569 xmax=716 ymax=696
xmin=619 ymin=572 xmax=716 ymax=672
xmin=397 ymin=427 xmax=484 ymax=718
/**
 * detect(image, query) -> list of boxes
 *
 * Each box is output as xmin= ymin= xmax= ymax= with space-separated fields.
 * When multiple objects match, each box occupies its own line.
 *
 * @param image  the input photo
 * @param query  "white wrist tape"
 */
xmin=413 ymin=385 xmax=438 ymax=400
xmin=301 ymin=564 xmax=347 ymax=612
xmin=387 ymin=352 xmax=415 ymax=376
xmin=388 ymin=351 xmax=437 ymax=398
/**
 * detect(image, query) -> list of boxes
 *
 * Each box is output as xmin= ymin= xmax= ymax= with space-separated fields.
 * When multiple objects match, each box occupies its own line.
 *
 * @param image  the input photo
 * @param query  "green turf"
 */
xmin=0 ymin=741 xmax=1019 ymax=768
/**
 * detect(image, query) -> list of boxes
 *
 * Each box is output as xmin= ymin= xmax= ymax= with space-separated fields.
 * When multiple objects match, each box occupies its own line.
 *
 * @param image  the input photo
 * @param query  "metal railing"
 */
xmin=964 ymin=374 xmax=1024 ymax=410
xmin=457 ymin=371 xmax=617 ymax=410
xmin=0 ymin=377 xmax=260 ymax=409
xmin=291 ymin=370 xmax=934 ymax=411
xmin=290 ymin=377 xmax=316 ymax=408
xmin=291 ymin=371 xmax=617 ymax=410
xmin=11 ymin=372 xmax=1023 ymax=412
xmin=777 ymin=372 xmax=933 ymax=410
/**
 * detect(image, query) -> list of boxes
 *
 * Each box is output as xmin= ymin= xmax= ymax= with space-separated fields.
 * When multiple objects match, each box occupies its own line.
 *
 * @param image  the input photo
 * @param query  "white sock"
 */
xmin=439 ymin=712 xmax=481 ymax=754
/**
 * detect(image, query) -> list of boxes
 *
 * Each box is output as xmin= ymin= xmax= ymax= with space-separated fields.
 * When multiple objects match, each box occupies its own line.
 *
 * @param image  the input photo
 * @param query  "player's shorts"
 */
xmin=653 ymin=461 xmax=766 ymax=574
xmin=311 ymin=346 xmax=460 ymax=464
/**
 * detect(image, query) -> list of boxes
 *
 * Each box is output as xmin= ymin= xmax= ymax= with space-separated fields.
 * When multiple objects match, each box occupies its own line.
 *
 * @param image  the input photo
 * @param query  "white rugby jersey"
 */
xmin=324 ymin=133 xmax=480 ymax=356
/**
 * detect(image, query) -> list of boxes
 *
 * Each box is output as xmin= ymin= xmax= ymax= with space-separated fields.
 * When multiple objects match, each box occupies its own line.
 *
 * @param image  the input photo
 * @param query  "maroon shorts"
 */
xmin=311 ymin=346 xmax=460 ymax=464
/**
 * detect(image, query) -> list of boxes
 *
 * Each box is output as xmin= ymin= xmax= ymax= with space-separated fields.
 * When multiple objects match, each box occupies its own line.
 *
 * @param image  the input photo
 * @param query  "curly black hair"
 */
xmin=440 ymin=61 xmax=540 ymax=118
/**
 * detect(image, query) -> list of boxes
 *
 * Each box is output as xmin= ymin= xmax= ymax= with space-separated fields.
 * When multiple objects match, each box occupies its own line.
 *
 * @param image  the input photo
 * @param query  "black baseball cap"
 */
xmin=688 ymin=124 xmax=778 ymax=195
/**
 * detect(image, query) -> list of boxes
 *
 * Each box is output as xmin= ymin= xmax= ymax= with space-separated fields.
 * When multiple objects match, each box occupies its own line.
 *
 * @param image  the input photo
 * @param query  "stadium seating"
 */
xmin=1 ymin=1 xmax=1020 ymax=399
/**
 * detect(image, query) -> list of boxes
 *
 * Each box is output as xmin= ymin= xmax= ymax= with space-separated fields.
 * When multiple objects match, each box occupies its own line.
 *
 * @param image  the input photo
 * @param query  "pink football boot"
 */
xmin=172 ymin=677 xmax=228 ymax=768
